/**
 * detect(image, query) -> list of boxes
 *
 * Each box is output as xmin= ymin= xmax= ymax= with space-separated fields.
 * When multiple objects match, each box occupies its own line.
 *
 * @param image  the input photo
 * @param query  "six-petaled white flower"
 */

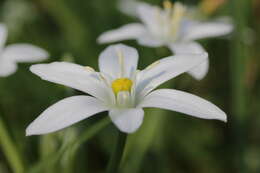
xmin=0 ymin=23 xmax=49 ymax=77
xmin=97 ymin=1 xmax=233 ymax=80
xmin=26 ymin=44 xmax=226 ymax=135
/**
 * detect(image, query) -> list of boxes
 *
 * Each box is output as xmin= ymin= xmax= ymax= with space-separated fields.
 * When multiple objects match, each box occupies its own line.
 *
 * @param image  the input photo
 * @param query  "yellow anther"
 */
xmin=200 ymin=0 xmax=225 ymax=15
xmin=112 ymin=78 xmax=133 ymax=95
xmin=163 ymin=0 xmax=173 ymax=9
xmin=170 ymin=2 xmax=186 ymax=36
xmin=84 ymin=66 xmax=95 ymax=72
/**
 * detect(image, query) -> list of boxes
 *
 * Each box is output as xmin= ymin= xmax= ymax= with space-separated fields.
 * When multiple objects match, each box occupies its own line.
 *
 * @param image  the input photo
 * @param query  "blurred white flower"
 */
xmin=0 ymin=24 xmax=49 ymax=77
xmin=2 ymin=0 xmax=38 ymax=37
xmin=98 ymin=1 xmax=233 ymax=80
xmin=26 ymin=44 xmax=226 ymax=135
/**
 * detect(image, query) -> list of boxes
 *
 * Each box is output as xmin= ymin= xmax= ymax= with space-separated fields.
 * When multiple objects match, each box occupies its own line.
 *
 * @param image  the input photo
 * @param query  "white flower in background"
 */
xmin=98 ymin=1 xmax=233 ymax=80
xmin=26 ymin=44 xmax=226 ymax=135
xmin=0 ymin=23 xmax=49 ymax=77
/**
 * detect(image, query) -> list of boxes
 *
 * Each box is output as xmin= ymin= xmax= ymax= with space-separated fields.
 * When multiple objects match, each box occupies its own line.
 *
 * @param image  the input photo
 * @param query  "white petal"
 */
xmin=188 ymin=59 xmax=209 ymax=80
xmin=30 ymin=62 xmax=113 ymax=103
xmin=136 ymin=3 xmax=166 ymax=47
xmin=168 ymin=42 xmax=209 ymax=80
xmin=136 ymin=3 xmax=160 ymax=34
xmin=139 ymin=89 xmax=227 ymax=122
xmin=0 ymin=24 xmax=7 ymax=49
xmin=136 ymin=53 xmax=208 ymax=97
xmin=26 ymin=96 xmax=108 ymax=135
xmin=117 ymin=91 xmax=131 ymax=108
xmin=184 ymin=22 xmax=233 ymax=41
xmin=97 ymin=23 xmax=145 ymax=43
xmin=118 ymin=0 xmax=141 ymax=17
xmin=2 ymin=44 xmax=49 ymax=62
xmin=0 ymin=58 xmax=17 ymax=77
xmin=99 ymin=44 xmax=138 ymax=79
xmin=168 ymin=42 xmax=205 ymax=54
xmin=136 ymin=33 xmax=164 ymax=47
xmin=109 ymin=108 xmax=144 ymax=133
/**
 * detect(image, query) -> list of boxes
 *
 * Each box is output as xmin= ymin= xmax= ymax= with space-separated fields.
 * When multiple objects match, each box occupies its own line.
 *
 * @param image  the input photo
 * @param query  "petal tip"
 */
xmin=117 ymin=126 xmax=139 ymax=134
xmin=25 ymin=126 xmax=35 ymax=136
xmin=26 ymin=124 xmax=43 ymax=136
xmin=217 ymin=112 xmax=227 ymax=123
xmin=25 ymin=120 xmax=43 ymax=136
xmin=200 ymin=52 xmax=208 ymax=60
xmin=33 ymin=47 xmax=49 ymax=61
xmin=41 ymin=50 xmax=50 ymax=60
xmin=29 ymin=64 xmax=39 ymax=74
xmin=222 ymin=115 xmax=228 ymax=123
xmin=29 ymin=64 xmax=45 ymax=75
xmin=97 ymin=36 xmax=105 ymax=44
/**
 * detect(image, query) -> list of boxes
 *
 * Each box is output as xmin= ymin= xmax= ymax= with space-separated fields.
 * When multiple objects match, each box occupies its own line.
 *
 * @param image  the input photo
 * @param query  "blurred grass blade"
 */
xmin=29 ymin=117 xmax=110 ymax=173
xmin=106 ymin=131 xmax=127 ymax=173
xmin=39 ymin=134 xmax=60 ymax=173
xmin=122 ymin=109 xmax=166 ymax=173
xmin=122 ymin=81 xmax=173 ymax=173
xmin=0 ymin=116 xmax=25 ymax=173
xmin=35 ymin=0 xmax=89 ymax=57
xmin=229 ymin=0 xmax=251 ymax=172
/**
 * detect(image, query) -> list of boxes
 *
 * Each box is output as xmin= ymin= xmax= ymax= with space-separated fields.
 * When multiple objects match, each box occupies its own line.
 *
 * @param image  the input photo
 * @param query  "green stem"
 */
xmin=122 ymin=80 xmax=173 ymax=173
xmin=0 ymin=116 xmax=25 ymax=173
xmin=229 ymin=0 xmax=251 ymax=172
xmin=106 ymin=131 xmax=127 ymax=173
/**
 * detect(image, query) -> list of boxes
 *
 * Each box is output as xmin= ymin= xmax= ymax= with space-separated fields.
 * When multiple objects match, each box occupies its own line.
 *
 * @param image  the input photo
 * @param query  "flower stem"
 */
xmin=0 ymin=116 xmax=25 ymax=173
xmin=106 ymin=131 xmax=127 ymax=173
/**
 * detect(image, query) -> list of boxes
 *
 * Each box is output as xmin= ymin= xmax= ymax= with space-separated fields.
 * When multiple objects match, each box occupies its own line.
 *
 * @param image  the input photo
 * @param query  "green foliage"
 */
xmin=0 ymin=0 xmax=258 ymax=172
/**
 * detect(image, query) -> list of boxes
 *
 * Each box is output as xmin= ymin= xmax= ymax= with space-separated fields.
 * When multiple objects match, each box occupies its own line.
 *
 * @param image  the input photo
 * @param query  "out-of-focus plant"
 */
xmin=200 ymin=0 xmax=227 ymax=15
xmin=2 ymin=0 xmax=38 ymax=39
xmin=0 ymin=23 xmax=49 ymax=77
xmin=0 ymin=22 xmax=49 ymax=173
xmin=98 ymin=1 xmax=233 ymax=80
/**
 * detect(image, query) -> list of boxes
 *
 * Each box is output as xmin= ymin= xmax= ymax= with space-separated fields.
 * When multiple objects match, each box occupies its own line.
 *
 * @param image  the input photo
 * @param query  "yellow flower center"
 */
xmin=112 ymin=78 xmax=133 ymax=95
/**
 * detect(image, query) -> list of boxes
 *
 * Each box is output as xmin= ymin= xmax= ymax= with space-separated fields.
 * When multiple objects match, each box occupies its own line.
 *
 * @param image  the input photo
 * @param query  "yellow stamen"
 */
xmin=84 ymin=66 xmax=95 ymax=72
xmin=170 ymin=2 xmax=186 ymax=36
xmin=163 ymin=0 xmax=173 ymax=9
xmin=112 ymin=78 xmax=133 ymax=95
xmin=200 ymin=0 xmax=225 ymax=15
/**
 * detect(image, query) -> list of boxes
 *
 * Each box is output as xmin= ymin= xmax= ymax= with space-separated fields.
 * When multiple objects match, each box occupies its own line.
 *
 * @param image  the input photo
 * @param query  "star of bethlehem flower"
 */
xmin=26 ymin=44 xmax=226 ymax=135
xmin=97 ymin=1 xmax=233 ymax=80
xmin=0 ymin=23 xmax=49 ymax=77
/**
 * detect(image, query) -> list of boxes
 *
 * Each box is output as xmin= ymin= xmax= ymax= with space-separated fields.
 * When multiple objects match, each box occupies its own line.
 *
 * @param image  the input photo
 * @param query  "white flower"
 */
xmin=0 ymin=23 xmax=49 ymax=77
xmin=97 ymin=1 xmax=233 ymax=80
xmin=26 ymin=44 xmax=226 ymax=135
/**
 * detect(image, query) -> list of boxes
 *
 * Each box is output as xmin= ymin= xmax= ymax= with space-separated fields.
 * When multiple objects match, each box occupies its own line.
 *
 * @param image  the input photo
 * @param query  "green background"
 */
xmin=0 ymin=0 xmax=258 ymax=172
